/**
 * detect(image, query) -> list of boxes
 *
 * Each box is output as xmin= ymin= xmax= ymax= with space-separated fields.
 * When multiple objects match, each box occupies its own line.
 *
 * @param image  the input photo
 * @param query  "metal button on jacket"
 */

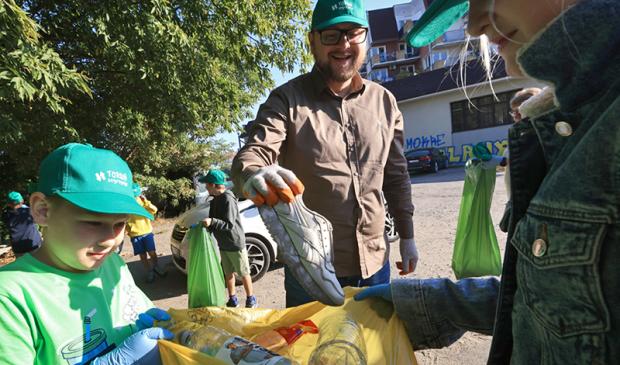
xmin=532 ymin=239 xmax=547 ymax=257
xmin=555 ymin=121 xmax=573 ymax=136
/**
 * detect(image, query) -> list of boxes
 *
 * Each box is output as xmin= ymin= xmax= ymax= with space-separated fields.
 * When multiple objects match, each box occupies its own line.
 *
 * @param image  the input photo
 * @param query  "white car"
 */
xmin=170 ymin=183 xmax=400 ymax=283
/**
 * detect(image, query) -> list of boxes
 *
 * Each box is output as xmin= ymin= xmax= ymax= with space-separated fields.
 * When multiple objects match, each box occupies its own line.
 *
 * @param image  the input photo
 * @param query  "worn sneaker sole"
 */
xmin=259 ymin=195 xmax=344 ymax=306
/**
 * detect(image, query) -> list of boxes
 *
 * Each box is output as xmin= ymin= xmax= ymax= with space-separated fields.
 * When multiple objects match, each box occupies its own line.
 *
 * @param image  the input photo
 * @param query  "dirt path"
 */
xmin=121 ymin=167 xmax=508 ymax=364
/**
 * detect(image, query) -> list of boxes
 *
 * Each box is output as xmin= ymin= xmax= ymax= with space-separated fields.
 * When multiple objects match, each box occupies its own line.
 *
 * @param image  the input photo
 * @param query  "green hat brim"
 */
xmin=56 ymin=192 xmax=154 ymax=220
xmin=407 ymin=0 xmax=469 ymax=47
xmin=313 ymin=15 xmax=369 ymax=31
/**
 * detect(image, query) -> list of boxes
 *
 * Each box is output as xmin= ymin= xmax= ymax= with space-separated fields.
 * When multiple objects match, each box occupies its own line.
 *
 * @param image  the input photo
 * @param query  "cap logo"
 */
xmin=95 ymin=170 xmax=128 ymax=187
xmin=332 ymin=1 xmax=353 ymax=11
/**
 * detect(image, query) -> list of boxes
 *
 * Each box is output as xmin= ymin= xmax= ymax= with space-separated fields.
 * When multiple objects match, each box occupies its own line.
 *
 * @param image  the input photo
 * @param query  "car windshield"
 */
xmin=405 ymin=150 xmax=431 ymax=158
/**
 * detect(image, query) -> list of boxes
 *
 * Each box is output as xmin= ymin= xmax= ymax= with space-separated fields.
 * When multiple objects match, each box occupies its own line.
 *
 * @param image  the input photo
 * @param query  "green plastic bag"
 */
xmin=186 ymin=226 xmax=226 ymax=308
xmin=452 ymin=160 xmax=502 ymax=279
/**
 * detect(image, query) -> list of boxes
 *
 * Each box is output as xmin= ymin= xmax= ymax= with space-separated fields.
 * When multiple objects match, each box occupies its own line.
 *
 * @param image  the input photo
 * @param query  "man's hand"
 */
xmin=353 ymin=283 xmax=393 ymax=302
xmin=91 ymin=327 xmax=174 ymax=365
xmin=397 ymin=238 xmax=419 ymax=275
xmin=242 ymin=165 xmax=305 ymax=206
xmin=201 ymin=218 xmax=212 ymax=228
xmin=135 ymin=308 xmax=171 ymax=330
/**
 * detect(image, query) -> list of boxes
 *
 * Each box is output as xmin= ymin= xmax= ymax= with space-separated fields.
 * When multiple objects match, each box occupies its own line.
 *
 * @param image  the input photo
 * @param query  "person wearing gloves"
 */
xmin=356 ymin=0 xmax=620 ymax=363
xmin=232 ymin=0 xmax=419 ymax=307
xmin=0 ymin=143 xmax=172 ymax=365
xmin=199 ymin=169 xmax=257 ymax=309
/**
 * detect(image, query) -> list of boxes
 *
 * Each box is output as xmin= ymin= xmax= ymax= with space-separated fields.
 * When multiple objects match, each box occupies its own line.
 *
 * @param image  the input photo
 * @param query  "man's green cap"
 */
xmin=7 ymin=191 xmax=23 ymax=203
xmin=199 ymin=169 xmax=227 ymax=185
xmin=35 ymin=143 xmax=153 ymax=219
xmin=311 ymin=0 xmax=368 ymax=31
xmin=132 ymin=182 xmax=142 ymax=197
xmin=406 ymin=0 xmax=469 ymax=47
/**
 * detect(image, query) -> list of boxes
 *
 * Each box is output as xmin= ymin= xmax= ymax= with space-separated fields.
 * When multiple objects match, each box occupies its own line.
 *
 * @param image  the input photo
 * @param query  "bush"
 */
xmin=135 ymin=175 xmax=195 ymax=218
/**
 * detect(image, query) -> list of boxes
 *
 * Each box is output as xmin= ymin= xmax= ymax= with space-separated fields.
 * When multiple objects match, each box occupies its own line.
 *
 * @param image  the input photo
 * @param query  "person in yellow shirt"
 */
xmin=126 ymin=183 xmax=166 ymax=282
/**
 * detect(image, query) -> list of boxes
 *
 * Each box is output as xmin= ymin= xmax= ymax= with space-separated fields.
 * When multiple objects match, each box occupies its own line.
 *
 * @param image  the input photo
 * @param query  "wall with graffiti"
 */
xmin=396 ymin=77 xmax=539 ymax=166
xmin=405 ymin=125 xmax=510 ymax=165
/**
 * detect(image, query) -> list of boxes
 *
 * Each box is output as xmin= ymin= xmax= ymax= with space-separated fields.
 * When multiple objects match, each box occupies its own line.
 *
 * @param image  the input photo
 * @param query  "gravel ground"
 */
xmin=119 ymin=166 xmax=509 ymax=364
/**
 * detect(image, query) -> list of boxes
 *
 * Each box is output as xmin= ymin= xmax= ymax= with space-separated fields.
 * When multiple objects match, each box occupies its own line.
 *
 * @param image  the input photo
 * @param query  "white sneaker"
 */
xmin=259 ymin=195 xmax=344 ymax=306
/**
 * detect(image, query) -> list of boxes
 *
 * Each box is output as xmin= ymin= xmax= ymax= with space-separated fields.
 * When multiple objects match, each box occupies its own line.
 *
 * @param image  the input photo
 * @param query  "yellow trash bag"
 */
xmin=160 ymin=288 xmax=417 ymax=365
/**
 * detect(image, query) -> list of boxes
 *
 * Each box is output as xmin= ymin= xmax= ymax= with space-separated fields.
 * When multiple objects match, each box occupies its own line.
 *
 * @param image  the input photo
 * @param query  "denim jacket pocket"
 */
xmin=511 ymin=209 xmax=610 ymax=338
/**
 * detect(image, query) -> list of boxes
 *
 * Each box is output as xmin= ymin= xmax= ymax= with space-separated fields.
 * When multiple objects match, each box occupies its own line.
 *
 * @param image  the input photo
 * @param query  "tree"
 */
xmin=1 ymin=0 xmax=312 ymax=213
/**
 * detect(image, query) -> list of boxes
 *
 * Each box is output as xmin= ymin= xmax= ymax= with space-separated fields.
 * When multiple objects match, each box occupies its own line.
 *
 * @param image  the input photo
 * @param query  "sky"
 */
xmin=218 ymin=0 xmax=410 ymax=147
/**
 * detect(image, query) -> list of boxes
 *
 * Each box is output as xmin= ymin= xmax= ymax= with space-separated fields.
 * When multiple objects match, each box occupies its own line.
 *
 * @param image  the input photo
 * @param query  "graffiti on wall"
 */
xmin=446 ymin=139 xmax=508 ymax=164
xmin=406 ymin=136 xmax=508 ymax=165
xmin=406 ymin=134 xmax=447 ymax=150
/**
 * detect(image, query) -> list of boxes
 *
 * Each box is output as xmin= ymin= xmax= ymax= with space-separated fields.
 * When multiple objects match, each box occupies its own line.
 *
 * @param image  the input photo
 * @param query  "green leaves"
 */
xmin=1 ymin=0 xmax=311 ymax=213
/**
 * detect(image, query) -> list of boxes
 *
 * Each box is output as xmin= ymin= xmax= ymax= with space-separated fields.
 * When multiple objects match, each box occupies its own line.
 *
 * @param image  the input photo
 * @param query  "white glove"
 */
xmin=242 ymin=165 xmax=305 ymax=206
xmin=397 ymin=238 xmax=419 ymax=275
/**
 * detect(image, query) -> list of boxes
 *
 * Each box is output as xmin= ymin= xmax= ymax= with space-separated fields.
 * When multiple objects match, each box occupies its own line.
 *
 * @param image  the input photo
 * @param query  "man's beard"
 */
xmin=315 ymin=57 xmax=360 ymax=83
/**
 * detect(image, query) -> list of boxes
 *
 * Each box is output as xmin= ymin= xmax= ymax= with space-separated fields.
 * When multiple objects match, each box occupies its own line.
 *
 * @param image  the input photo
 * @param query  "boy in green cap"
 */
xmin=126 ymin=182 xmax=166 ymax=283
xmin=0 ymin=143 xmax=173 ymax=365
xmin=2 ymin=191 xmax=42 ymax=256
xmin=199 ymin=169 xmax=257 ymax=308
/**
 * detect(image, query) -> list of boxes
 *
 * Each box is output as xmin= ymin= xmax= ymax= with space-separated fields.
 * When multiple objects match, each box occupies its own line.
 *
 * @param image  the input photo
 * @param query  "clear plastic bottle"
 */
xmin=308 ymin=314 xmax=367 ymax=365
xmin=178 ymin=324 xmax=299 ymax=365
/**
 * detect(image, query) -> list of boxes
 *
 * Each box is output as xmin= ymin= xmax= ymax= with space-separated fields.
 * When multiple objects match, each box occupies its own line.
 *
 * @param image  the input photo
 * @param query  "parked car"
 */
xmin=405 ymin=147 xmax=449 ymax=174
xmin=170 ymin=189 xmax=400 ymax=283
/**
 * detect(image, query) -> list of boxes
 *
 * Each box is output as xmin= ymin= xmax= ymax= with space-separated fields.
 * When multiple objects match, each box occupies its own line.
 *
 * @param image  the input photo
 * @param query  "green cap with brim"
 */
xmin=132 ymin=182 xmax=142 ymax=197
xmin=311 ymin=0 xmax=368 ymax=31
xmin=199 ymin=169 xmax=228 ymax=185
xmin=406 ymin=0 xmax=469 ymax=47
xmin=7 ymin=191 xmax=23 ymax=203
xmin=35 ymin=143 xmax=153 ymax=220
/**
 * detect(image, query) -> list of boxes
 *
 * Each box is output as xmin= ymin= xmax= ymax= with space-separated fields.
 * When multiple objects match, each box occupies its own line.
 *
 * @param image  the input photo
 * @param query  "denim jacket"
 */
xmin=392 ymin=1 xmax=620 ymax=363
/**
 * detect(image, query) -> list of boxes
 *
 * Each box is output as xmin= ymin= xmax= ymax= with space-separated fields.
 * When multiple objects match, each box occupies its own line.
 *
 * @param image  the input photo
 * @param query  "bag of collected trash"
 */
xmin=185 ymin=225 xmax=226 ymax=308
xmin=158 ymin=288 xmax=417 ymax=365
xmin=452 ymin=148 xmax=502 ymax=279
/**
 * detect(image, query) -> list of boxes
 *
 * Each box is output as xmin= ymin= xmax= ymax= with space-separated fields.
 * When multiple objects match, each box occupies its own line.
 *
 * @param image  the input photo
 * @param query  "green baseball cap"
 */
xmin=406 ymin=0 xmax=469 ymax=47
xmin=199 ymin=169 xmax=227 ymax=185
xmin=35 ymin=143 xmax=153 ymax=219
xmin=7 ymin=191 xmax=23 ymax=203
xmin=311 ymin=0 xmax=368 ymax=31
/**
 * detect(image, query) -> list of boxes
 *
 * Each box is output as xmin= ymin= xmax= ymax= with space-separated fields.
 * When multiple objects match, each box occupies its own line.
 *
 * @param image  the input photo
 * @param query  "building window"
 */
xmin=400 ymin=65 xmax=415 ymax=73
xmin=450 ymin=90 xmax=520 ymax=132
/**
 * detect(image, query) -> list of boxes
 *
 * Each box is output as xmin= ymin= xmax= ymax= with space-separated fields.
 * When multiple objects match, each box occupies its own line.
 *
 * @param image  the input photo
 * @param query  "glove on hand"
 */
xmin=353 ymin=283 xmax=393 ymax=302
xmin=242 ymin=165 xmax=305 ymax=206
xmin=91 ymin=327 xmax=174 ymax=365
xmin=135 ymin=308 xmax=171 ymax=331
xmin=397 ymin=238 xmax=419 ymax=275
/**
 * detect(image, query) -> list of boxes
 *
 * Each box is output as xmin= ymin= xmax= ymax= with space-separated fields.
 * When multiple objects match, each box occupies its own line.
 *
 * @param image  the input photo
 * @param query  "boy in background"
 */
xmin=0 ymin=143 xmax=172 ymax=365
xmin=200 ymin=169 xmax=257 ymax=308
xmin=1 ymin=191 xmax=42 ymax=256
xmin=126 ymin=183 xmax=166 ymax=283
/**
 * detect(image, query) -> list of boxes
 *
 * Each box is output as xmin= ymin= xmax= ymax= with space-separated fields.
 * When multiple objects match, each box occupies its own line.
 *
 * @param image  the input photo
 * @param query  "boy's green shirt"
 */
xmin=0 ymin=253 xmax=153 ymax=365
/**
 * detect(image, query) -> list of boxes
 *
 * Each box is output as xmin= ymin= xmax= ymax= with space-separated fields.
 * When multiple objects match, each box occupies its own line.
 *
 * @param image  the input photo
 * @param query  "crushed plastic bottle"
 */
xmin=178 ymin=324 xmax=299 ymax=365
xmin=308 ymin=314 xmax=367 ymax=365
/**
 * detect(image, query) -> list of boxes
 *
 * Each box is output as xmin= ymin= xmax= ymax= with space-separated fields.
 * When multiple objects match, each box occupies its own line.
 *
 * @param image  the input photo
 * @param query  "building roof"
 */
xmin=382 ymin=59 xmax=508 ymax=101
xmin=368 ymin=8 xmax=400 ymax=43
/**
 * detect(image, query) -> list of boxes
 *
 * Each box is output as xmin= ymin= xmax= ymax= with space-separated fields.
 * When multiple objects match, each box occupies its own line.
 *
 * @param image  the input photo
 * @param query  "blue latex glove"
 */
xmin=135 ymin=308 xmax=170 ymax=331
xmin=353 ymin=283 xmax=393 ymax=302
xmin=91 ymin=327 xmax=174 ymax=365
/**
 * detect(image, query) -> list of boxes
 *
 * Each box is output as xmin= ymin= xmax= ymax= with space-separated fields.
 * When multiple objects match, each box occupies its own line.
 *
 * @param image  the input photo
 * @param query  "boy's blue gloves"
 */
xmin=135 ymin=308 xmax=171 ymax=331
xmin=353 ymin=283 xmax=393 ymax=302
xmin=92 ymin=327 xmax=174 ymax=365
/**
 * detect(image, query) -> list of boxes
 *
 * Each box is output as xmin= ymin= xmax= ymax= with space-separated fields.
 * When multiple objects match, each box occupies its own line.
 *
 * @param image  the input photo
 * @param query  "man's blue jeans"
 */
xmin=284 ymin=262 xmax=390 ymax=307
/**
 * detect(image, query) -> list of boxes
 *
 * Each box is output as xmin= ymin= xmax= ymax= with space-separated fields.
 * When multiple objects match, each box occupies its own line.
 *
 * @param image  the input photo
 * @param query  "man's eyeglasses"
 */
xmin=317 ymin=27 xmax=368 ymax=46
